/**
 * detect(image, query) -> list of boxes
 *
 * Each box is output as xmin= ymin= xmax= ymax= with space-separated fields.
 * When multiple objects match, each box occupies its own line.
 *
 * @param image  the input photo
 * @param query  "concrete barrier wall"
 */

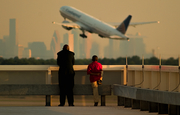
xmin=113 ymin=84 xmax=180 ymax=105
xmin=0 ymin=65 xmax=124 ymax=85
xmin=0 ymin=84 xmax=111 ymax=106
xmin=113 ymin=84 xmax=180 ymax=115
xmin=126 ymin=65 xmax=180 ymax=92
xmin=51 ymin=70 xmax=123 ymax=85
xmin=0 ymin=65 xmax=51 ymax=84
xmin=50 ymin=65 xmax=125 ymax=85
xmin=0 ymin=65 xmax=180 ymax=92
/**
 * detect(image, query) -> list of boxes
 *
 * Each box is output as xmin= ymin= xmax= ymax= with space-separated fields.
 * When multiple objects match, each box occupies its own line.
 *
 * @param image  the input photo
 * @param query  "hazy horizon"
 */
xmin=0 ymin=0 xmax=180 ymax=59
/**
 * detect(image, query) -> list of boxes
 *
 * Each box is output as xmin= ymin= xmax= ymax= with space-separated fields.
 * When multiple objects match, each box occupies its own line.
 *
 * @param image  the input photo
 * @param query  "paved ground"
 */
xmin=0 ymin=106 xmax=158 ymax=115
xmin=0 ymin=96 xmax=160 ymax=115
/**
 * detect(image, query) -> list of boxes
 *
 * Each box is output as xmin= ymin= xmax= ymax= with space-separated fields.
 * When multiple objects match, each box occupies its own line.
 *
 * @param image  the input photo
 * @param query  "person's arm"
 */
xmin=87 ymin=64 xmax=101 ymax=75
xmin=87 ymin=67 xmax=100 ymax=75
xmin=90 ymin=72 xmax=100 ymax=76
xmin=57 ymin=54 xmax=60 ymax=66
xmin=72 ymin=56 xmax=75 ymax=65
xmin=87 ymin=65 xmax=91 ymax=75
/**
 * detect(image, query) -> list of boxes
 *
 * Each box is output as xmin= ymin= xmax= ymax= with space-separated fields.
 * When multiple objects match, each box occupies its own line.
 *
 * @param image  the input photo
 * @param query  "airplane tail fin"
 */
xmin=116 ymin=15 xmax=132 ymax=34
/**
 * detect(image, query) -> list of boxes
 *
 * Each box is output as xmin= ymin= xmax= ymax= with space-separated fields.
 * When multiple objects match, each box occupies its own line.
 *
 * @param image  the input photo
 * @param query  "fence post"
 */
xmin=46 ymin=95 xmax=52 ymax=106
xmin=117 ymin=96 xmax=124 ymax=106
xmin=153 ymin=55 xmax=161 ymax=90
xmin=101 ymin=95 xmax=105 ymax=106
xmin=126 ymin=56 xmax=128 ymax=85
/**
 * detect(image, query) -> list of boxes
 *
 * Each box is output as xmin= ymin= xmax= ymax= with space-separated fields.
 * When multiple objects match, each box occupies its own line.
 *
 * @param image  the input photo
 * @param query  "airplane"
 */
xmin=52 ymin=6 xmax=159 ymax=41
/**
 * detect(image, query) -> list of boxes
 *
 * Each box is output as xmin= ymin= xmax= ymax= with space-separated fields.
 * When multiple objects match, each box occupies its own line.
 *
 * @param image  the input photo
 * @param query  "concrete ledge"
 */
xmin=74 ymin=84 xmax=111 ymax=95
xmin=113 ymin=84 xmax=137 ymax=99
xmin=113 ymin=84 xmax=180 ymax=106
xmin=0 ymin=84 xmax=111 ymax=106
xmin=0 ymin=84 xmax=111 ymax=96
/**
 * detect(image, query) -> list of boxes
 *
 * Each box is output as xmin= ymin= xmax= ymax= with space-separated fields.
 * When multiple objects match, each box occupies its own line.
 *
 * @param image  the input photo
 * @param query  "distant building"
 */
xmin=0 ymin=39 xmax=5 ymax=57
xmin=91 ymin=41 xmax=99 ymax=57
xmin=0 ymin=39 xmax=3 ymax=57
xmin=50 ymin=30 xmax=61 ymax=59
xmin=3 ymin=35 xmax=10 ymax=58
xmin=103 ymin=33 xmax=153 ymax=58
xmin=119 ymin=33 xmax=148 ymax=58
xmin=84 ymin=33 xmax=92 ymax=59
xmin=28 ymin=42 xmax=47 ymax=59
xmin=71 ymin=30 xmax=94 ymax=59
xmin=104 ymin=45 xmax=109 ymax=58
xmin=72 ymin=29 xmax=81 ymax=59
xmin=119 ymin=40 xmax=129 ymax=57
xmin=1 ymin=19 xmax=19 ymax=59
xmin=63 ymin=32 xmax=74 ymax=52
xmin=18 ymin=45 xmax=24 ymax=59
xmin=152 ymin=49 xmax=155 ymax=57
xmin=23 ymin=48 xmax=31 ymax=58
xmin=9 ymin=19 xmax=18 ymax=58
xmin=104 ymin=39 xmax=120 ymax=59
xmin=9 ymin=19 xmax=18 ymax=46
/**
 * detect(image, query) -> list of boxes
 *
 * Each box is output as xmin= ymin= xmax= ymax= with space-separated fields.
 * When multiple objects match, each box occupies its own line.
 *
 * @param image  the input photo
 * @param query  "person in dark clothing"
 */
xmin=57 ymin=44 xmax=75 ymax=106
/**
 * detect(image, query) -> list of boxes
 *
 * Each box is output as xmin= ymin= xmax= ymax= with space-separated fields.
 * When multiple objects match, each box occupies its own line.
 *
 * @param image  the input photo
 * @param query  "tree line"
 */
xmin=0 ymin=56 xmax=179 ymax=66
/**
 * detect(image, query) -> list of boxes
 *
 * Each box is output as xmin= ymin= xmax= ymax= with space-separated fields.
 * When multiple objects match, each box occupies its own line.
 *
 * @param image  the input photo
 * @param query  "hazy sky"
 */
xmin=0 ymin=0 xmax=180 ymax=59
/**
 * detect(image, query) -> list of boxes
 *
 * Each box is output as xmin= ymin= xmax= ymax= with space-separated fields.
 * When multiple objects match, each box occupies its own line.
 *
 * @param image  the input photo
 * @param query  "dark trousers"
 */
xmin=60 ymin=84 xmax=74 ymax=105
xmin=58 ymin=72 xmax=74 ymax=106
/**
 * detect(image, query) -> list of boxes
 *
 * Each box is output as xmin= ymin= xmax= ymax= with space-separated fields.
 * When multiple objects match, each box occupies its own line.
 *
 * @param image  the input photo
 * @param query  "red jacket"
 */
xmin=87 ymin=61 xmax=102 ymax=82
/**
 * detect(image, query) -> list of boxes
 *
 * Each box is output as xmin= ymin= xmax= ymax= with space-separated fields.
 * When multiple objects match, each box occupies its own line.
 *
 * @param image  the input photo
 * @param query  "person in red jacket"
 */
xmin=87 ymin=55 xmax=103 ymax=106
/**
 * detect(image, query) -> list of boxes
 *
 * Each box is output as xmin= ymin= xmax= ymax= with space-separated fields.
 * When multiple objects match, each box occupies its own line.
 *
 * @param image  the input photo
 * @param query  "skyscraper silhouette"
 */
xmin=3 ymin=19 xmax=19 ymax=58
xmin=72 ymin=29 xmax=81 ymax=59
xmin=106 ymin=39 xmax=120 ymax=59
xmin=3 ymin=35 xmax=10 ymax=58
xmin=28 ymin=42 xmax=47 ymax=59
xmin=91 ymin=41 xmax=99 ymax=57
xmin=84 ymin=33 xmax=92 ymax=59
xmin=50 ymin=30 xmax=61 ymax=59
xmin=18 ymin=44 xmax=24 ymax=59
xmin=63 ymin=32 xmax=74 ymax=52
xmin=0 ymin=36 xmax=8 ymax=57
xmin=23 ymin=48 xmax=31 ymax=58
xmin=119 ymin=33 xmax=146 ymax=57
xmin=0 ymin=39 xmax=3 ymax=57
xmin=9 ymin=19 xmax=18 ymax=58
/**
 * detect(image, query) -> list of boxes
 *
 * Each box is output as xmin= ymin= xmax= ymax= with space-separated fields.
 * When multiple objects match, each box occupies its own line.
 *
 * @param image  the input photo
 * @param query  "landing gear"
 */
xmin=80 ymin=34 xmax=87 ymax=38
xmin=79 ymin=30 xmax=87 ymax=38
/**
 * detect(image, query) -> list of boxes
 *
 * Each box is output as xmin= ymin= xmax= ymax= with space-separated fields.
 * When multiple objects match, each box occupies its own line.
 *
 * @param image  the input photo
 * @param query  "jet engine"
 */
xmin=62 ymin=20 xmax=73 ymax=30
xmin=98 ymin=34 xmax=104 ymax=38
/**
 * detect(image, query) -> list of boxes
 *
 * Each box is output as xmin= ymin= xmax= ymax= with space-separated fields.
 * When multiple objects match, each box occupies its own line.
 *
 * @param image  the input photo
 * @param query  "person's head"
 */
xmin=63 ymin=44 xmax=69 ymax=50
xmin=92 ymin=55 xmax=98 ymax=61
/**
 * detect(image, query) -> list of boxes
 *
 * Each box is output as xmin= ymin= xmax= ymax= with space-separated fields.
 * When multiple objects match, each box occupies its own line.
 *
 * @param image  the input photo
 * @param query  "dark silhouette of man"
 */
xmin=57 ymin=44 xmax=75 ymax=106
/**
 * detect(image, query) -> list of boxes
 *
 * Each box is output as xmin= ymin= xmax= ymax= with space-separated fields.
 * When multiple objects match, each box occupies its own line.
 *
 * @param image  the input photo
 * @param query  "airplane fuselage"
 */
xmin=59 ymin=6 xmax=127 ymax=39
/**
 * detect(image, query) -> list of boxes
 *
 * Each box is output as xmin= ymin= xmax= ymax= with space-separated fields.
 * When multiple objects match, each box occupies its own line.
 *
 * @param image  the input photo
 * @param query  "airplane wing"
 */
xmin=109 ymin=35 xmax=146 ymax=40
xmin=109 ymin=36 xmax=129 ymax=40
xmin=130 ymin=21 xmax=160 ymax=27
xmin=52 ymin=21 xmax=80 ymax=28
xmin=109 ymin=35 xmax=130 ymax=41
xmin=109 ymin=21 xmax=160 ymax=28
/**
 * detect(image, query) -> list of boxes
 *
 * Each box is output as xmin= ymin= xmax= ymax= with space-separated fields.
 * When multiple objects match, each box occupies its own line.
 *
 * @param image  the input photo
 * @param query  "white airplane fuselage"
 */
xmin=59 ymin=6 xmax=128 ymax=39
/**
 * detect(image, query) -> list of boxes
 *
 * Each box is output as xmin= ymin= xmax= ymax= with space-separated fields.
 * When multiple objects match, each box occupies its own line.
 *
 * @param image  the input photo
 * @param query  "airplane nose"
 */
xmin=60 ymin=6 xmax=67 ymax=12
xmin=59 ymin=6 xmax=64 ymax=12
xmin=59 ymin=7 xmax=63 ymax=12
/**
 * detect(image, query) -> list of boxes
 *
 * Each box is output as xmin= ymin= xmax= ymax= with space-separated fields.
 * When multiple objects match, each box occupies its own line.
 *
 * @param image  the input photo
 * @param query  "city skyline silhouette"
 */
xmin=0 ymin=18 xmax=149 ymax=59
